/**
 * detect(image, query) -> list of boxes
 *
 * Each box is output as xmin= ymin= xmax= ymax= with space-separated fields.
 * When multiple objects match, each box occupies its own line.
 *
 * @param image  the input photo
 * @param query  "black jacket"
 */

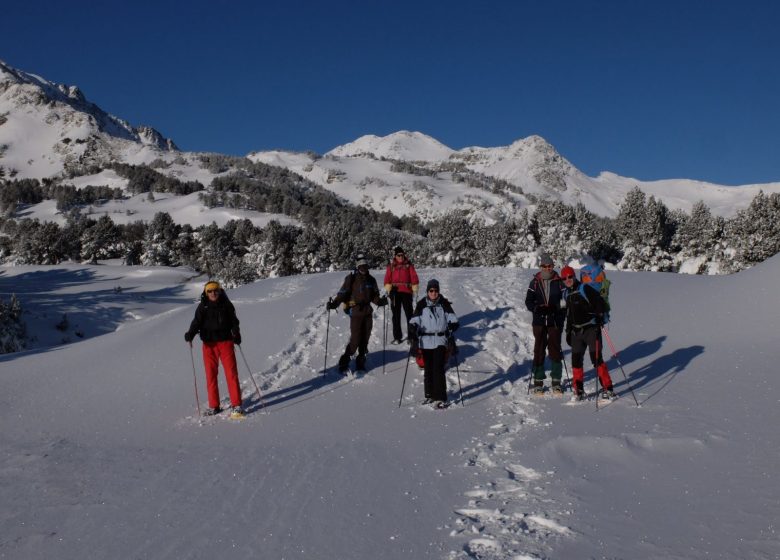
xmin=563 ymin=280 xmax=606 ymax=333
xmin=525 ymin=271 xmax=565 ymax=328
xmin=332 ymin=270 xmax=382 ymax=313
xmin=186 ymin=291 xmax=240 ymax=342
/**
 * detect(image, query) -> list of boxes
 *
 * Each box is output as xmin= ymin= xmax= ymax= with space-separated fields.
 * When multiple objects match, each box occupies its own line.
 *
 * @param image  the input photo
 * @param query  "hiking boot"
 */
xmin=203 ymin=406 xmax=222 ymax=416
xmin=356 ymin=354 xmax=367 ymax=371
xmin=432 ymin=400 xmax=450 ymax=409
xmin=601 ymin=389 xmax=616 ymax=400
xmin=551 ymin=383 xmax=564 ymax=395
xmin=338 ymin=353 xmax=350 ymax=373
xmin=391 ymin=338 xmax=404 ymax=345
xmin=421 ymin=398 xmax=433 ymax=405
xmin=229 ymin=406 xmax=245 ymax=418
xmin=533 ymin=380 xmax=545 ymax=395
xmin=574 ymin=391 xmax=586 ymax=402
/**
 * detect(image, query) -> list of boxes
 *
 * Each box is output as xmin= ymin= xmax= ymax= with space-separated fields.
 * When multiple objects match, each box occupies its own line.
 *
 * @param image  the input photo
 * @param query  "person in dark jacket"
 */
xmin=184 ymin=280 xmax=244 ymax=416
xmin=524 ymin=254 xmax=565 ymax=394
xmin=561 ymin=266 xmax=615 ymax=400
xmin=327 ymin=254 xmax=387 ymax=373
xmin=408 ymin=279 xmax=459 ymax=409
xmin=383 ymin=246 xmax=419 ymax=344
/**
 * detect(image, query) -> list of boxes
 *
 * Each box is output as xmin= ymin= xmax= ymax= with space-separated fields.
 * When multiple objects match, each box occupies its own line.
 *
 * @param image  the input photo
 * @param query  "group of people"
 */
xmin=325 ymin=247 xmax=458 ymax=409
xmin=525 ymin=254 xmax=615 ymax=400
xmin=184 ymin=249 xmax=613 ymax=417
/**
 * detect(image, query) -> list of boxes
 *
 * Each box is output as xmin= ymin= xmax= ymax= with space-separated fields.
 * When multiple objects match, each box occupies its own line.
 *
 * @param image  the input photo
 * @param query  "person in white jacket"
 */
xmin=408 ymin=279 xmax=459 ymax=408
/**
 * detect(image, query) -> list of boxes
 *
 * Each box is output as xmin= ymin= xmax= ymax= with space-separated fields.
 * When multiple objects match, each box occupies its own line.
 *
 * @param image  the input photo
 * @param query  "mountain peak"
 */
xmin=327 ymin=130 xmax=454 ymax=162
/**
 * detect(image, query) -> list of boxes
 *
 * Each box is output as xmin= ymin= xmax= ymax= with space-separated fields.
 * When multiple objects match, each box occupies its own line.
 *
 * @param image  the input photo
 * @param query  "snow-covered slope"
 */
xmin=0 ymin=59 xmax=176 ymax=179
xmin=2 ymin=259 xmax=778 ymax=559
xmin=253 ymin=132 xmax=780 ymax=220
xmin=3 ymin=58 xmax=780 ymax=225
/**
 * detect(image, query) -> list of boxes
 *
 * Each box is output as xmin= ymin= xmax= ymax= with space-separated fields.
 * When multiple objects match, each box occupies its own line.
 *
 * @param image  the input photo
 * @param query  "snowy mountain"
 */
xmin=252 ymin=132 xmax=780 ymax=220
xmin=2 ymin=58 xmax=780 ymax=226
xmin=0 ymin=59 xmax=176 ymax=179
xmin=2 ymin=259 xmax=779 ymax=559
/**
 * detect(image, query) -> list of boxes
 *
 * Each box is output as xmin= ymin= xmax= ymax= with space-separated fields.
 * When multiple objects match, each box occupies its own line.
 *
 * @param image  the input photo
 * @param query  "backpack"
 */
xmin=579 ymin=263 xmax=611 ymax=318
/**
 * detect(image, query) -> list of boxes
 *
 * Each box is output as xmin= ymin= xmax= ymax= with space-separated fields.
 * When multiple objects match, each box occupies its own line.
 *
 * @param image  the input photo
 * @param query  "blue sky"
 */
xmin=3 ymin=0 xmax=779 ymax=185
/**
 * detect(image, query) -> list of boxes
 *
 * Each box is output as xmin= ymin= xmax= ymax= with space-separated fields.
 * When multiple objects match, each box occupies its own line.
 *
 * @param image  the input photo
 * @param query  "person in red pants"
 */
xmin=561 ymin=266 xmax=615 ymax=401
xmin=185 ymin=281 xmax=244 ymax=416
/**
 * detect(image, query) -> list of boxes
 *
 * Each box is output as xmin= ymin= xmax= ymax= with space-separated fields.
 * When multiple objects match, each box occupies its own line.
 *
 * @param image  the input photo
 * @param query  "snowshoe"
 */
xmin=601 ymin=389 xmax=616 ymax=400
xmin=532 ymin=381 xmax=545 ymax=396
xmin=203 ymin=407 xmax=222 ymax=416
xmin=550 ymin=383 xmax=564 ymax=396
xmin=432 ymin=400 xmax=450 ymax=410
xmin=421 ymin=397 xmax=433 ymax=405
xmin=229 ymin=406 xmax=245 ymax=419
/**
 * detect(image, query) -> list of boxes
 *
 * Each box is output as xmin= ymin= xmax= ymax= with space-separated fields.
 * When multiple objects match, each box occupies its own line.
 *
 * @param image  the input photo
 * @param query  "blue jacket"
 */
xmin=409 ymin=295 xmax=459 ymax=350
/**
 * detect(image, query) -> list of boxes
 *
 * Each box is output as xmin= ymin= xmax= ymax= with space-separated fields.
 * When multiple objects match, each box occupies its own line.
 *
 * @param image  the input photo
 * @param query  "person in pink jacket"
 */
xmin=383 ymin=246 xmax=419 ymax=344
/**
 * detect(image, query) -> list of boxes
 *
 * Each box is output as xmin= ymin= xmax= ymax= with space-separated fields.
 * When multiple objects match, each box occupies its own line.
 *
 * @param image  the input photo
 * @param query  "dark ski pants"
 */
xmin=202 ymin=340 xmax=242 ymax=408
xmin=391 ymin=291 xmax=414 ymax=341
xmin=532 ymin=325 xmax=562 ymax=367
xmin=422 ymin=345 xmax=448 ymax=402
xmin=346 ymin=308 xmax=373 ymax=357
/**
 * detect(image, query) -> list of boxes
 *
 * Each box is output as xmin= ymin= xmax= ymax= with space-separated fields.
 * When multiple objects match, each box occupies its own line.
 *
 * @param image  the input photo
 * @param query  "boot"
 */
xmin=356 ymin=353 xmax=367 ymax=371
xmin=338 ymin=353 xmax=350 ymax=373
xmin=533 ymin=379 xmax=545 ymax=395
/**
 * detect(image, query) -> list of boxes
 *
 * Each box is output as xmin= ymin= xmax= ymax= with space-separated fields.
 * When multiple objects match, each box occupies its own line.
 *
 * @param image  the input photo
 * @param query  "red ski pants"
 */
xmin=202 ymin=340 xmax=242 ymax=408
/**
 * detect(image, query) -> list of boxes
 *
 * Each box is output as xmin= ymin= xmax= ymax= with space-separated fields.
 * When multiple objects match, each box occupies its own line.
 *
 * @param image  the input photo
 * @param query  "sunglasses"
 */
xmin=427 ymin=288 xmax=439 ymax=293
xmin=206 ymin=289 xmax=219 ymax=294
xmin=563 ymin=275 xmax=575 ymax=280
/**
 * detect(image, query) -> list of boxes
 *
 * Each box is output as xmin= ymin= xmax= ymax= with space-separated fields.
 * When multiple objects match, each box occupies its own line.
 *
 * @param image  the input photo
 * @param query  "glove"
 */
xmin=566 ymin=330 xmax=572 ymax=346
xmin=184 ymin=332 xmax=194 ymax=343
xmin=377 ymin=295 xmax=388 ymax=307
xmin=326 ymin=299 xmax=339 ymax=310
xmin=384 ymin=283 xmax=392 ymax=293
xmin=408 ymin=324 xmax=418 ymax=343
xmin=447 ymin=322 xmax=459 ymax=332
xmin=232 ymin=329 xmax=241 ymax=345
xmin=595 ymin=314 xmax=604 ymax=327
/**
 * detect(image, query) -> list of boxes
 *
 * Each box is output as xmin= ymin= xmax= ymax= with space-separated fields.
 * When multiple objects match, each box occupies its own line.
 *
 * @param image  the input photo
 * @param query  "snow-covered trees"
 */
xmin=723 ymin=191 xmax=780 ymax=272
xmin=0 ymin=294 xmax=27 ymax=354
xmin=615 ymin=187 xmax=674 ymax=271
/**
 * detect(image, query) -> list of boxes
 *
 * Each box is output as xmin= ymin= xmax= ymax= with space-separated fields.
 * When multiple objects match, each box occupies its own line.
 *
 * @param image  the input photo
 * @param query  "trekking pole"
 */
xmin=602 ymin=327 xmax=640 ymax=407
xmin=382 ymin=304 xmax=387 ymax=375
xmin=188 ymin=344 xmax=201 ymax=417
xmin=323 ymin=300 xmax=332 ymax=375
xmin=237 ymin=344 xmax=266 ymax=412
xmin=398 ymin=348 xmax=413 ymax=408
xmin=562 ymin=358 xmax=571 ymax=393
xmin=453 ymin=347 xmax=465 ymax=407
xmin=595 ymin=337 xmax=601 ymax=410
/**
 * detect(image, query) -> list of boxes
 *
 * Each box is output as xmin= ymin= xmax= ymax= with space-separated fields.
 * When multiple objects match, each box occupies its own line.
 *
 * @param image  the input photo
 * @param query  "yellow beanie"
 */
xmin=204 ymin=281 xmax=221 ymax=293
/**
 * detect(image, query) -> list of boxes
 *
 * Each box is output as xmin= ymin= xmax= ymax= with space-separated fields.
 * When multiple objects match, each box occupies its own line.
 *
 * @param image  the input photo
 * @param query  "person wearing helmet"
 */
xmin=184 ymin=280 xmax=244 ymax=417
xmin=327 ymin=253 xmax=388 ymax=373
xmin=560 ymin=265 xmax=615 ymax=400
xmin=524 ymin=254 xmax=565 ymax=394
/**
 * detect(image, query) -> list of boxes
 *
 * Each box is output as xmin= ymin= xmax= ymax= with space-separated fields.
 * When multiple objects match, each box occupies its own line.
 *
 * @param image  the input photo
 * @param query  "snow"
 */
xmin=19 ymin=191 xmax=298 ymax=229
xmin=2 ymin=258 xmax=779 ymax=559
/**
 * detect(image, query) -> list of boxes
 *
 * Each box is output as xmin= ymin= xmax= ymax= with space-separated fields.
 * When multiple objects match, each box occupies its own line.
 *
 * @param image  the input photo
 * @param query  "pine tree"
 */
xmin=0 ymin=294 xmax=27 ymax=354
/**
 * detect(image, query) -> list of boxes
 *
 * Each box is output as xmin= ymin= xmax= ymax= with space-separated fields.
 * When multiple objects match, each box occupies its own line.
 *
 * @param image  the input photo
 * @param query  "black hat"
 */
xmin=355 ymin=253 xmax=368 ymax=268
xmin=393 ymin=246 xmax=404 ymax=255
xmin=426 ymin=278 xmax=440 ymax=291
